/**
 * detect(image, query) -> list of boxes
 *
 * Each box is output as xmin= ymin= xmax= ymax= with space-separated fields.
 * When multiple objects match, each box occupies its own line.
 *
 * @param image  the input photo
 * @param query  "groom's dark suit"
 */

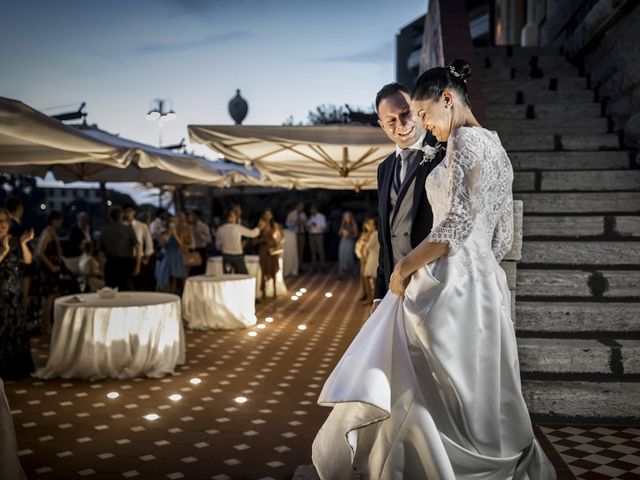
xmin=374 ymin=131 xmax=445 ymax=300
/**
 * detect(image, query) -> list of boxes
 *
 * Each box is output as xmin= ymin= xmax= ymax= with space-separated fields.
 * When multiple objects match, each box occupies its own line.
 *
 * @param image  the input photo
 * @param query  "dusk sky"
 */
xmin=1 ymin=0 xmax=427 ymax=151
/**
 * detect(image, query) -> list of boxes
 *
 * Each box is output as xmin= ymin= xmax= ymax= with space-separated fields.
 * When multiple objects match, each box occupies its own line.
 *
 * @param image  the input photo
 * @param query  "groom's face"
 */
xmin=377 ymin=92 xmax=423 ymax=149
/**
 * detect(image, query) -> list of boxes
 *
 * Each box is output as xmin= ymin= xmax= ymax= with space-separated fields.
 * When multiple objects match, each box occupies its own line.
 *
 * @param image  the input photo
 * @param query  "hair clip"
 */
xmin=448 ymin=65 xmax=466 ymax=82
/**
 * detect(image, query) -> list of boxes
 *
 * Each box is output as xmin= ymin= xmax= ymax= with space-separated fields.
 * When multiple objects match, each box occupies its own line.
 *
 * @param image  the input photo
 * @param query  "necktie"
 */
xmin=394 ymin=149 xmax=413 ymax=193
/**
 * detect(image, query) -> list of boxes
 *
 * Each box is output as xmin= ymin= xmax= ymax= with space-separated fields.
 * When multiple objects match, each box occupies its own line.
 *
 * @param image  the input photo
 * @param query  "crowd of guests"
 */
xmin=0 ymin=196 xmax=380 ymax=381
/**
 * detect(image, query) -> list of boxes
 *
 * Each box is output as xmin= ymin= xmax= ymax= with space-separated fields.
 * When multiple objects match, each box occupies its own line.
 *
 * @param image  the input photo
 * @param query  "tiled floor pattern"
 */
xmin=3 ymin=272 xmax=637 ymax=479
xmin=539 ymin=425 xmax=640 ymax=480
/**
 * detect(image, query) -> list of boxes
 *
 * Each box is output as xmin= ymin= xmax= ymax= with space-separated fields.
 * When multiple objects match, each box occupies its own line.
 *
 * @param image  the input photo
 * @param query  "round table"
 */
xmin=205 ymin=255 xmax=288 ymax=298
xmin=183 ymin=274 xmax=256 ymax=330
xmin=35 ymin=292 xmax=185 ymax=380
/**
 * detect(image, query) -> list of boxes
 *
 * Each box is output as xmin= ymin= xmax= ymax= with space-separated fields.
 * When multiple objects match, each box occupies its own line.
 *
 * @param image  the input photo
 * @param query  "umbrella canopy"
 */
xmin=0 ymin=97 xmax=258 ymax=186
xmin=187 ymin=125 xmax=395 ymax=191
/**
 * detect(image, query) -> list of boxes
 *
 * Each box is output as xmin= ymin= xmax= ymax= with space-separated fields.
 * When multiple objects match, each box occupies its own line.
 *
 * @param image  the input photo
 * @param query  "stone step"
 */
xmin=482 ymin=88 xmax=594 ymax=105
xmin=522 ymin=380 xmax=640 ymax=419
xmin=510 ymin=151 xmax=628 ymax=171
xmin=522 ymin=216 xmax=640 ymax=238
xmin=476 ymin=46 xmax=563 ymax=57
xmin=479 ymin=76 xmax=589 ymax=91
xmin=486 ymin=103 xmax=601 ymax=120
xmin=501 ymin=133 xmax=619 ymax=151
xmin=516 ymin=269 xmax=640 ymax=298
xmin=515 ymin=192 xmax=640 ymax=214
xmin=518 ymin=338 xmax=640 ymax=374
xmin=520 ymin=241 xmax=640 ymax=266
xmin=479 ymin=65 xmax=579 ymax=81
xmin=491 ymin=118 xmax=607 ymax=135
xmin=514 ymin=170 xmax=640 ymax=192
xmin=516 ymin=302 xmax=640 ymax=334
xmin=539 ymin=170 xmax=640 ymax=191
xmin=478 ymin=53 xmax=569 ymax=69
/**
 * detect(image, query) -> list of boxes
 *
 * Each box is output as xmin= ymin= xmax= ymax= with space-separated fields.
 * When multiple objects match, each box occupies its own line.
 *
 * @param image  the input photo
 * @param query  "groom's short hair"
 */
xmin=375 ymin=83 xmax=410 ymax=113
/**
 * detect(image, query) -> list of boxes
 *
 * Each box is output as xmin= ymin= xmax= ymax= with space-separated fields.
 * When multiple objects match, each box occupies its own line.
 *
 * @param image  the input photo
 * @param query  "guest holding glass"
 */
xmin=258 ymin=210 xmax=283 ymax=299
xmin=337 ymin=210 xmax=359 ymax=279
xmin=0 ymin=208 xmax=35 ymax=380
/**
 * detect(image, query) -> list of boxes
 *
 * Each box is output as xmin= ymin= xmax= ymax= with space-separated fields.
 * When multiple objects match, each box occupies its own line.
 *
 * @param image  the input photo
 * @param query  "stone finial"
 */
xmin=228 ymin=89 xmax=248 ymax=125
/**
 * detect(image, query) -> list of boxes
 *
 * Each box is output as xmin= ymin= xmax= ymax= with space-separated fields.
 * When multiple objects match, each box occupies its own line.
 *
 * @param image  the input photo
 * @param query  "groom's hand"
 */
xmin=389 ymin=261 xmax=409 ymax=297
xmin=369 ymin=300 xmax=380 ymax=316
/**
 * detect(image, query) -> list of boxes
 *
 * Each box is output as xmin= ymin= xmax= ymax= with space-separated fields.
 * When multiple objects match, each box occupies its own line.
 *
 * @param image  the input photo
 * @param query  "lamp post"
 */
xmin=146 ymin=98 xmax=177 ymax=147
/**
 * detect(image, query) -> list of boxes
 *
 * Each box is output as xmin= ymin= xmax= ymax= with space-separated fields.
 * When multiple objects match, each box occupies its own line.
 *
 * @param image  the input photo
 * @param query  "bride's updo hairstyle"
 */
xmin=411 ymin=59 xmax=472 ymax=106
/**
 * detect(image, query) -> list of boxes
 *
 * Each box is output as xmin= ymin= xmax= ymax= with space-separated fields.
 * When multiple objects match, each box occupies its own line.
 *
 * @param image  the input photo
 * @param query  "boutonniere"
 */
xmin=419 ymin=143 xmax=444 ymax=166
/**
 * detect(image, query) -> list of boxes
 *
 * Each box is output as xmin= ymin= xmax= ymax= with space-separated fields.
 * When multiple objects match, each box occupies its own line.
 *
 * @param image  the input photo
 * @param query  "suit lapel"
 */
xmin=380 ymin=153 xmax=396 ymax=232
xmin=391 ymin=153 xmax=421 ymax=223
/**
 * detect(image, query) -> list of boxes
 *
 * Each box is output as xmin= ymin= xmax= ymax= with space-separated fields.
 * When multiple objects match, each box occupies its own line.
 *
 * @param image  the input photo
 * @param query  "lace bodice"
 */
xmin=426 ymin=126 xmax=513 ymax=273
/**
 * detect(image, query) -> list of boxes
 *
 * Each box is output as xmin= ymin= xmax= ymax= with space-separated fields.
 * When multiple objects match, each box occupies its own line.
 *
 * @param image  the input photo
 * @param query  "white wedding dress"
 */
xmin=312 ymin=127 xmax=556 ymax=480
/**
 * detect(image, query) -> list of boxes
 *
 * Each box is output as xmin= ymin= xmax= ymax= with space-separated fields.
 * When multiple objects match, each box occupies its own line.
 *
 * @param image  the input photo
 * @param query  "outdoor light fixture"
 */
xmin=291 ymin=295 xmax=299 ymax=301
xmin=248 ymin=331 xmax=258 ymax=337
xmin=295 ymin=291 xmax=303 ymax=296
xmin=189 ymin=378 xmax=202 ymax=385
xmin=298 ymin=325 xmax=307 ymax=331
xmin=300 ymin=288 xmax=307 ymax=293
xmin=265 ymin=317 xmax=274 ymax=323
xmin=143 ymin=413 xmax=160 ymax=421
xmin=106 ymin=392 xmax=119 ymax=399
xmin=169 ymin=394 xmax=182 ymax=401
xmin=325 ymin=292 xmax=333 ymax=298
xmin=40 ymin=204 xmax=46 ymax=210
xmin=146 ymin=98 xmax=177 ymax=146
xmin=257 ymin=324 xmax=266 ymax=329
xmin=234 ymin=396 xmax=248 ymax=404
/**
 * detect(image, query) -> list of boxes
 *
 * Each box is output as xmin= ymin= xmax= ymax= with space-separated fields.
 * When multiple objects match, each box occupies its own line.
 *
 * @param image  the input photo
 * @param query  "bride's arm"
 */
xmin=390 ymin=129 xmax=482 ymax=295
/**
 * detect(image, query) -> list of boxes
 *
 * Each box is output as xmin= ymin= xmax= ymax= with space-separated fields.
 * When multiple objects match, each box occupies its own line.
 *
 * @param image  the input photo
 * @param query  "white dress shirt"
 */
xmin=149 ymin=218 xmax=165 ymax=241
xmin=128 ymin=219 xmax=154 ymax=256
xmin=395 ymin=132 xmax=426 ymax=183
xmin=193 ymin=220 xmax=212 ymax=248
xmin=307 ymin=213 xmax=326 ymax=234
xmin=286 ymin=210 xmax=307 ymax=233
xmin=215 ymin=223 xmax=260 ymax=255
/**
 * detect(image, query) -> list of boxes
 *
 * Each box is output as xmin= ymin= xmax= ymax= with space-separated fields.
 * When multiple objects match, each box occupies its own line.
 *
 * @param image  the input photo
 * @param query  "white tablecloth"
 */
xmin=205 ymin=255 xmax=287 ymax=298
xmin=183 ymin=274 xmax=256 ymax=330
xmin=35 ymin=292 xmax=185 ymax=380
xmin=283 ymin=229 xmax=299 ymax=276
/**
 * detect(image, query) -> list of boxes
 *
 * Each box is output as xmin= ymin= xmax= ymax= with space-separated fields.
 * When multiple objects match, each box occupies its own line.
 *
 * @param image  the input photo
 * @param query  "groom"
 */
xmin=371 ymin=82 xmax=445 ymax=314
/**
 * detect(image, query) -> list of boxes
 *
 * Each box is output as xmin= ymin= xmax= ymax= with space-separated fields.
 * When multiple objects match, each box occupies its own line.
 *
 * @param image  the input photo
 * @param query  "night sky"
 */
xmin=1 ymin=0 xmax=427 ymax=150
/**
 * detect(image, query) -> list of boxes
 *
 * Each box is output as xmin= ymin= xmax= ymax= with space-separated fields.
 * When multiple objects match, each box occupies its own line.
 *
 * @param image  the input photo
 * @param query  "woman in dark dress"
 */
xmin=36 ymin=211 xmax=65 ymax=334
xmin=0 ymin=208 xmax=35 ymax=380
xmin=258 ymin=210 xmax=283 ymax=299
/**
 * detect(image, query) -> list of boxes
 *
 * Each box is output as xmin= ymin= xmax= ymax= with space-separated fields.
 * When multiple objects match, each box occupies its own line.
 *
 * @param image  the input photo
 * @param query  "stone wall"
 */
xmin=582 ymin=4 xmax=640 ymax=151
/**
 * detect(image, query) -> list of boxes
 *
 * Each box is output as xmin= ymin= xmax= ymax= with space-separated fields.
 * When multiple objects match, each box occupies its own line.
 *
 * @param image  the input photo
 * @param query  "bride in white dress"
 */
xmin=312 ymin=60 xmax=556 ymax=479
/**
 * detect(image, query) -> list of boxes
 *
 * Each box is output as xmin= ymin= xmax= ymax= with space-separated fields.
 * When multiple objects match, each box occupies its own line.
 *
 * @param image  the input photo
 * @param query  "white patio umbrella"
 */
xmin=187 ymin=125 xmax=395 ymax=191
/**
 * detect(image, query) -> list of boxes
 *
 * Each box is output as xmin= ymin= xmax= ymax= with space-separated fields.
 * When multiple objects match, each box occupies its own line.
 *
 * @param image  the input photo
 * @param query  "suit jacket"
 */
xmin=374 ymin=131 xmax=445 ymax=299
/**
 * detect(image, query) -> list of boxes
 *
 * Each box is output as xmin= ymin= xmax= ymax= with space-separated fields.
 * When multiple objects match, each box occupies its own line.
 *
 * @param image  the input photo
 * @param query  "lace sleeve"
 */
xmin=427 ymin=129 xmax=482 ymax=253
xmin=491 ymin=196 xmax=513 ymax=263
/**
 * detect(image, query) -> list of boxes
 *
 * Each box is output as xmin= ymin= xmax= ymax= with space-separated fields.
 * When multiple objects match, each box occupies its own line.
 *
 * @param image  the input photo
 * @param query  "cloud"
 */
xmin=133 ymin=32 xmax=251 ymax=54
xmin=321 ymin=41 xmax=393 ymax=64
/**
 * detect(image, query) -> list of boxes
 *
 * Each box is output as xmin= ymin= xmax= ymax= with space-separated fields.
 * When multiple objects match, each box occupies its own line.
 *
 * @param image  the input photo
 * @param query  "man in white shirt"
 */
xmin=123 ymin=203 xmax=154 ymax=290
xmin=191 ymin=209 xmax=212 ymax=275
xmin=307 ymin=205 xmax=326 ymax=271
xmin=285 ymin=202 xmax=307 ymax=268
xmin=215 ymin=210 xmax=260 ymax=274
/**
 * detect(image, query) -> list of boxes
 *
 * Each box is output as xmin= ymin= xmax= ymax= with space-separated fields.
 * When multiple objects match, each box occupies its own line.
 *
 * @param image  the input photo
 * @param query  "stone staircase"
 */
xmin=477 ymin=45 xmax=640 ymax=422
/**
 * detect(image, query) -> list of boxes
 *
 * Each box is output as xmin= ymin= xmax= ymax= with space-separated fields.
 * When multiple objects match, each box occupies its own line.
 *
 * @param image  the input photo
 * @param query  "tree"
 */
xmin=307 ymin=104 xmax=348 ymax=125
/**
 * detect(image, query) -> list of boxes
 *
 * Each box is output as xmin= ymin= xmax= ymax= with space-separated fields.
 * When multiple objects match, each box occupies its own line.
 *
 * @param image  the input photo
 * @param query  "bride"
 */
xmin=312 ymin=60 xmax=556 ymax=480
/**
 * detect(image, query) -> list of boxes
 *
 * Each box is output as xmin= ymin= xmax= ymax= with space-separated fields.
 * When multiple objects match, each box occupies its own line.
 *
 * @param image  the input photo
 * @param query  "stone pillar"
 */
xmin=495 ymin=0 xmax=526 ymax=45
xmin=521 ymin=0 xmax=540 ymax=46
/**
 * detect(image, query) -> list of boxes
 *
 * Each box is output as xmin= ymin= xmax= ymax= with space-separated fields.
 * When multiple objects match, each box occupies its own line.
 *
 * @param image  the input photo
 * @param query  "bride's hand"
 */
xmin=389 ymin=261 xmax=410 ymax=297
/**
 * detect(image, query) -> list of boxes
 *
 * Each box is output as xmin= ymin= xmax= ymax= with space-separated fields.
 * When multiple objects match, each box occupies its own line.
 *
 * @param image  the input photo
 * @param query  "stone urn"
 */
xmin=228 ymin=89 xmax=248 ymax=125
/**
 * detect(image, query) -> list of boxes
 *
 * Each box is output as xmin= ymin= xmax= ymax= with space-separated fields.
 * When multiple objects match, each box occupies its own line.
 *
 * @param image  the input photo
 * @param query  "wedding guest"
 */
xmin=99 ymin=207 xmax=141 ymax=291
xmin=285 ymin=202 xmax=307 ymax=268
xmin=191 ymin=210 xmax=211 ymax=276
xmin=6 ymin=197 xmax=32 ymax=313
xmin=155 ymin=215 xmax=187 ymax=294
xmin=215 ymin=210 xmax=260 ymax=274
xmin=337 ymin=210 xmax=359 ymax=278
xmin=355 ymin=217 xmax=374 ymax=300
xmin=123 ymin=204 xmax=154 ymax=290
xmin=68 ymin=212 xmax=93 ymax=257
xmin=36 ymin=210 xmax=65 ymax=334
xmin=78 ymin=240 xmax=103 ymax=292
xmin=210 ymin=216 xmax=222 ymax=255
xmin=363 ymin=218 xmax=379 ymax=303
xmin=307 ymin=205 xmax=326 ymax=272
xmin=149 ymin=207 xmax=168 ymax=243
xmin=0 ymin=208 xmax=35 ymax=380
xmin=258 ymin=210 xmax=283 ymax=299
